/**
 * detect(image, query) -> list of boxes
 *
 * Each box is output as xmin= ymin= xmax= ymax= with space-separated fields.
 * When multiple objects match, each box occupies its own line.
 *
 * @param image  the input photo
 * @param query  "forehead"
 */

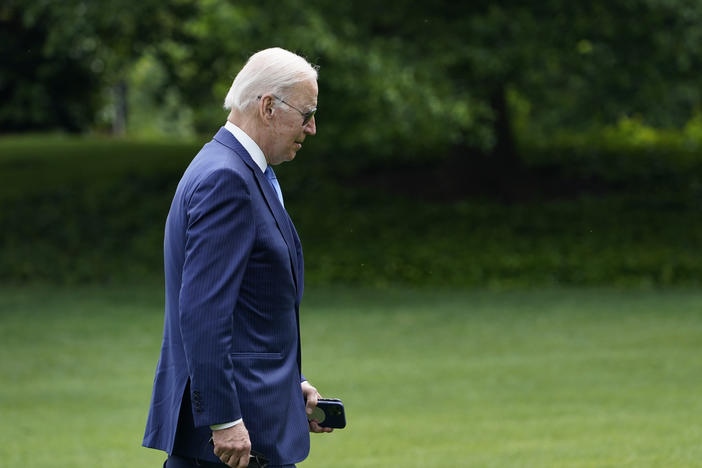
xmin=290 ymin=79 xmax=318 ymax=106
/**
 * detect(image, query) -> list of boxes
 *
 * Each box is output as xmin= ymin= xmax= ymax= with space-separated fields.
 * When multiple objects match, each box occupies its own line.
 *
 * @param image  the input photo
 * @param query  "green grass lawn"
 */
xmin=1 ymin=285 xmax=701 ymax=467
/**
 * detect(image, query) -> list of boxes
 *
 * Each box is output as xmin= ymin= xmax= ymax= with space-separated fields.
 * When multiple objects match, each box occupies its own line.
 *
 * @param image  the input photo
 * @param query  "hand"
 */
xmin=301 ymin=381 xmax=334 ymax=434
xmin=211 ymin=423 xmax=251 ymax=467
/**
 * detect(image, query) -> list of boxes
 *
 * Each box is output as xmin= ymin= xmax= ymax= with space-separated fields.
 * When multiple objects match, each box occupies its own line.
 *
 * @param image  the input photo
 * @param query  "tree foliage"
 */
xmin=0 ymin=0 xmax=193 ymax=132
xmin=3 ymin=0 xmax=702 ymax=163
xmin=0 ymin=1 xmax=100 ymax=131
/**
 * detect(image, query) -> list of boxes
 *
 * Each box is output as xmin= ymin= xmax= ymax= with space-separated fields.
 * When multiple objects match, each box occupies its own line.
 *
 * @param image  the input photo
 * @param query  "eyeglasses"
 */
xmin=258 ymin=94 xmax=316 ymax=126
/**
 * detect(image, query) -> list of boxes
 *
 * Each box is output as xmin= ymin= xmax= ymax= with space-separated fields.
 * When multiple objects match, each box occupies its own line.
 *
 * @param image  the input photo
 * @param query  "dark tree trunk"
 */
xmin=489 ymin=84 xmax=522 ymax=172
xmin=485 ymin=84 xmax=532 ymax=200
xmin=112 ymin=80 xmax=128 ymax=136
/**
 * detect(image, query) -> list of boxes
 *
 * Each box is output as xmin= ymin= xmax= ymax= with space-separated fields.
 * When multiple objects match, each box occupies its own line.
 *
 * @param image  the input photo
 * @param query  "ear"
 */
xmin=259 ymin=94 xmax=276 ymax=123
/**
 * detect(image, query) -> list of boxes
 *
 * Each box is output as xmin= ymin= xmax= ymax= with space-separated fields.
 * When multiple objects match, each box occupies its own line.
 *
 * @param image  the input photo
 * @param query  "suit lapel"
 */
xmin=213 ymin=128 xmax=301 ymax=295
xmin=253 ymin=168 xmax=301 ymax=293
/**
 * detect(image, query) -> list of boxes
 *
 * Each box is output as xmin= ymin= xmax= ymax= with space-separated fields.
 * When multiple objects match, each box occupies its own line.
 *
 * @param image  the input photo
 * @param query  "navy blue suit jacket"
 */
xmin=143 ymin=128 xmax=309 ymax=465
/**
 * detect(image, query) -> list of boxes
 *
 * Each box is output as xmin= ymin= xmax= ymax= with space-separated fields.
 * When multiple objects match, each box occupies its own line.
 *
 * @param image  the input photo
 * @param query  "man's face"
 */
xmin=266 ymin=79 xmax=318 ymax=165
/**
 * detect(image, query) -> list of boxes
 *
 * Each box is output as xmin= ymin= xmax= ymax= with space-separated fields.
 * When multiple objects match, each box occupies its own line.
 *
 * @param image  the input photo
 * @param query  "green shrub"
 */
xmin=1 ymin=134 xmax=701 ymax=287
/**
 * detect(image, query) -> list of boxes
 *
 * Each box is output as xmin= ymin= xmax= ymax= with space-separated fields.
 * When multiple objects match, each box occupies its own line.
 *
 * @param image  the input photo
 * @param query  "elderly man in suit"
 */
xmin=143 ymin=47 xmax=331 ymax=468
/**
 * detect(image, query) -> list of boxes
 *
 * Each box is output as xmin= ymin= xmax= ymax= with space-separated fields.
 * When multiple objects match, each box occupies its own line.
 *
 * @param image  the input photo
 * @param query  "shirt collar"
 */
xmin=223 ymin=121 xmax=267 ymax=173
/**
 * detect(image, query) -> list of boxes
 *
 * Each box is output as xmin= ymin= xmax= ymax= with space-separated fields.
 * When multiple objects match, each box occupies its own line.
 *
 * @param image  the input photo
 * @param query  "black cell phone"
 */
xmin=309 ymin=398 xmax=346 ymax=428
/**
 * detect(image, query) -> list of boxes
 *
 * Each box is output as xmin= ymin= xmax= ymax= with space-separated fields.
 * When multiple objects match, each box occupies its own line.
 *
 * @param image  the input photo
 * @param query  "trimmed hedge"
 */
xmin=1 ymin=134 xmax=701 ymax=287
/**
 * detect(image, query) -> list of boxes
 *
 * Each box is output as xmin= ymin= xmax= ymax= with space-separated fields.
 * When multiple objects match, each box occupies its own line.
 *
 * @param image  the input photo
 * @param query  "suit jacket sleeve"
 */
xmin=179 ymin=168 xmax=254 ymax=427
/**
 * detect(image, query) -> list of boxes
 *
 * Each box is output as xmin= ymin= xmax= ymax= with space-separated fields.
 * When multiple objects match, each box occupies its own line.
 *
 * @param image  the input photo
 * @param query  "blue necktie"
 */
xmin=264 ymin=166 xmax=284 ymax=208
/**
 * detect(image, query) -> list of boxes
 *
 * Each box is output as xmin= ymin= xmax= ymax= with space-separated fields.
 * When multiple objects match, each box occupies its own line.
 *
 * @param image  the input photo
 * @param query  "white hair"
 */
xmin=223 ymin=47 xmax=318 ymax=112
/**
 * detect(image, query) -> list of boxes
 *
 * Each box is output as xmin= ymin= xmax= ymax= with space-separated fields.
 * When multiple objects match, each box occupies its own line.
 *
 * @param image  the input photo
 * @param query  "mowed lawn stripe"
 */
xmin=0 ymin=286 xmax=700 ymax=467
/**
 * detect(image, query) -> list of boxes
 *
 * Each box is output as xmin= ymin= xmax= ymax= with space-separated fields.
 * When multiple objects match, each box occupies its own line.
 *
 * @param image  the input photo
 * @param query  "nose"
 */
xmin=304 ymin=116 xmax=316 ymax=136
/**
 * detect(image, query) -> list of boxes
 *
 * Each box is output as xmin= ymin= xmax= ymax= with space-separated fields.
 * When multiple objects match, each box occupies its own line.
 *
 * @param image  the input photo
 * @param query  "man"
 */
xmin=143 ymin=47 xmax=331 ymax=468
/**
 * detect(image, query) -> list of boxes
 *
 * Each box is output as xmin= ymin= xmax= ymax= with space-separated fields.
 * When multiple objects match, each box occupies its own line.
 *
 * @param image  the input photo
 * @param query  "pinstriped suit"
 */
xmin=143 ymin=127 xmax=309 ymax=466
